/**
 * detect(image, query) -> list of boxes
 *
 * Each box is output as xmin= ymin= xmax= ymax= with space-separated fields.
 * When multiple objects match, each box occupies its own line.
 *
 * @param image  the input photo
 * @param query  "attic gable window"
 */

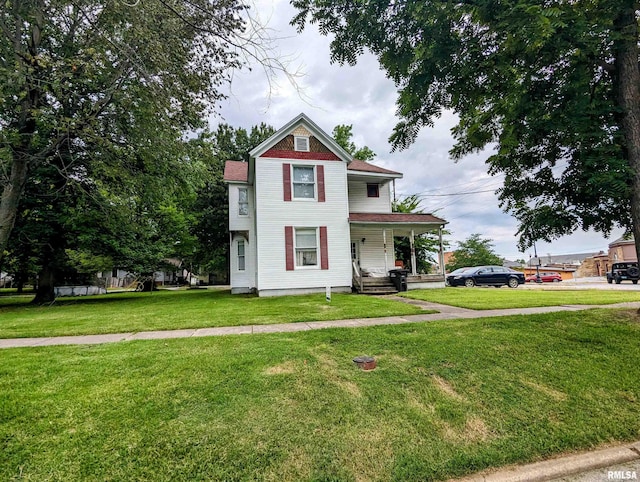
xmin=294 ymin=136 xmax=310 ymax=152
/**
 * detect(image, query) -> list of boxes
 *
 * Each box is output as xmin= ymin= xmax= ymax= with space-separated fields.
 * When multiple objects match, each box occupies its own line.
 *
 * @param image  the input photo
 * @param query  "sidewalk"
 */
xmin=2 ymin=299 xmax=639 ymax=349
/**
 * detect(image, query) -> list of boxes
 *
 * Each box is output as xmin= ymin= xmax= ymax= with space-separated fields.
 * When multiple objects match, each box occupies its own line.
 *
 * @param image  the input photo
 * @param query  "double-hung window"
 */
xmin=295 ymin=228 xmax=318 ymax=267
xmin=292 ymin=166 xmax=315 ymax=199
xmin=237 ymin=240 xmax=245 ymax=271
xmin=238 ymin=188 xmax=248 ymax=216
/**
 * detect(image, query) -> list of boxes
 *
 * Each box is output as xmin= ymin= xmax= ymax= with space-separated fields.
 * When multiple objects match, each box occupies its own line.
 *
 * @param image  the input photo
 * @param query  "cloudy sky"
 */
xmin=212 ymin=0 xmax=624 ymax=261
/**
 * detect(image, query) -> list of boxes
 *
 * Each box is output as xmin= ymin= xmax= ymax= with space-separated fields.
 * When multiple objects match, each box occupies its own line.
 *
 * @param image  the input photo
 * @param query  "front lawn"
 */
xmin=1 ymin=309 xmax=639 ymax=481
xmin=402 ymin=288 xmax=640 ymax=310
xmin=0 ymin=289 xmax=426 ymax=339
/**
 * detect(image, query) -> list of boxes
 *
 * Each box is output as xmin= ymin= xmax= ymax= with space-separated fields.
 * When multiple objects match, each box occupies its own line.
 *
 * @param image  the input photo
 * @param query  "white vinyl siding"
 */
xmin=350 ymin=226 xmax=391 ymax=269
xmin=347 ymin=180 xmax=392 ymax=213
xmin=228 ymin=184 xmax=252 ymax=231
xmin=255 ymin=157 xmax=351 ymax=292
xmin=230 ymin=234 xmax=255 ymax=292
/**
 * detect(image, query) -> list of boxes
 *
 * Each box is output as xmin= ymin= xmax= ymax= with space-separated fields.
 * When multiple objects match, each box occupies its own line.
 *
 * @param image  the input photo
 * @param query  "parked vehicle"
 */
xmin=446 ymin=266 xmax=525 ymax=288
xmin=525 ymin=272 xmax=562 ymax=283
xmin=606 ymin=262 xmax=640 ymax=284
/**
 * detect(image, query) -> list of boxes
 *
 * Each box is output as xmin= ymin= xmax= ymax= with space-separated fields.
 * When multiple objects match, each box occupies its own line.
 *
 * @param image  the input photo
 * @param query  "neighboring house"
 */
xmin=524 ymin=252 xmax=601 ymax=281
xmin=100 ymin=262 xmax=197 ymax=289
xmin=528 ymin=252 xmax=601 ymax=267
xmin=523 ymin=267 xmax=576 ymax=281
xmin=0 ymin=272 xmax=12 ymax=288
xmin=576 ymin=251 xmax=609 ymax=277
xmin=608 ymin=235 xmax=637 ymax=263
xmin=223 ymin=113 xmax=447 ymax=296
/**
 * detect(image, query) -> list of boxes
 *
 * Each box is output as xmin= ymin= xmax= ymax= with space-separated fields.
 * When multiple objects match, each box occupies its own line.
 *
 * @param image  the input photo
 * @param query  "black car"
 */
xmin=606 ymin=262 xmax=640 ymax=284
xmin=446 ymin=265 xmax=525 ymax=288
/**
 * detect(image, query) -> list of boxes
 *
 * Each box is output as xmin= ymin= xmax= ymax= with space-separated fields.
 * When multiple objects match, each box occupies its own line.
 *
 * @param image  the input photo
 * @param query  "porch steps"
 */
xmin=356 ymin=276 xmax=398 ymax=295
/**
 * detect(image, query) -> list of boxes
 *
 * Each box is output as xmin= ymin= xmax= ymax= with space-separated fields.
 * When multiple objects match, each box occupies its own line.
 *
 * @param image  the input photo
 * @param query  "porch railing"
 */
xmin=352 ymin=260 xmax=363 ymax=293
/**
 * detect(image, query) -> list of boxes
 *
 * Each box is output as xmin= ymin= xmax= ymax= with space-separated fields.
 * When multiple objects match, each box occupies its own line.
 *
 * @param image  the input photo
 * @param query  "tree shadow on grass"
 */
xmin=0 ymin=288 xmax=237 ymax=310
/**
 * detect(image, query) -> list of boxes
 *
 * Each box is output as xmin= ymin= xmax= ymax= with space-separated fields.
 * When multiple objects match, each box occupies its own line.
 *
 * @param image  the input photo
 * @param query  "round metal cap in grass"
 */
xmin=353 ymin=356 xmax=376 ymax=370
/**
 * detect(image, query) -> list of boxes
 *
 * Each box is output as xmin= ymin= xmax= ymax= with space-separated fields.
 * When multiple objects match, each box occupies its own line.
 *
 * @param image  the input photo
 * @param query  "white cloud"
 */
xmin=213 ymin=0 xmax=622 ymax=260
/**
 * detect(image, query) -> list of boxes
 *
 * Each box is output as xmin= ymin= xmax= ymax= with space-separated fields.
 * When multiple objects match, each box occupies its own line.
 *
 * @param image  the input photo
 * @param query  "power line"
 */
xmin=417 ymin=188 xmax=498 ymax=197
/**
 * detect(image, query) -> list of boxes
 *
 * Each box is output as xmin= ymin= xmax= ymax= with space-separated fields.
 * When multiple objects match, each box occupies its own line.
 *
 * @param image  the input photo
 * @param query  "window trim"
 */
xmin=238 ymin=187 xmax=249 ymax=216
xmin=291 ymin=164 xmax=316 ymax=201
xmin=294 ymin=227 xmax=319 ymax=269
xmin=294 ymin=135 xmax=310 ymax=152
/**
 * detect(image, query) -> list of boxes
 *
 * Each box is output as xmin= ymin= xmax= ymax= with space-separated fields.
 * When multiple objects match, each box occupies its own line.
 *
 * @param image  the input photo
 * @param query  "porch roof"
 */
xmin=349 ymin=212 xmax=447 ymax=235
xmin=347 ymin=160 xmax=402 ymax=179
xmin=349 ymin=212 xmax=446 ymax=224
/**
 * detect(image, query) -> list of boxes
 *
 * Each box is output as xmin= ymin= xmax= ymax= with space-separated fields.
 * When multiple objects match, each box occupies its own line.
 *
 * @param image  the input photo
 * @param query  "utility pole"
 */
xmin=534 ymin=242 xmax=541 ymax=282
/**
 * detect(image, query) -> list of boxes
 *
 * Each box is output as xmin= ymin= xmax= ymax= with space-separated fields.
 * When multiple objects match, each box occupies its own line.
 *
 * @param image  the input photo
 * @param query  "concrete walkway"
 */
xmin=2 ymin=299 xmax=639 ymax=350
xmin=454 ymin=440 xmax=640 ymax=482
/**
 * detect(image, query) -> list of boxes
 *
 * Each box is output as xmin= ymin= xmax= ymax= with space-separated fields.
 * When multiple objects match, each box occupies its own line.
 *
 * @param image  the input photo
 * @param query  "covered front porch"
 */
xmin=349 ymin=213 xmax=447 ymax=294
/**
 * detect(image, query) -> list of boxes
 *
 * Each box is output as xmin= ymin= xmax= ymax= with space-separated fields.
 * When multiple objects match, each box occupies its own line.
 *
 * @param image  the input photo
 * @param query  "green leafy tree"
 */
xmin=446 ymin=234 xmax=503 ymax=272
xmin=6 ymin=142 xmax=204 ymax=302
xmin=332 ymin=125 xmax=376 ymax=161
xmin=392 ymin=194 xmax=450 ymax=273
xmin=0 ymin=0 xmax=249 ymax=266
xmin=292 ymin=1 xmax=640 ymax=261
xmin=188 ymin=123 xmax=276 ymax=281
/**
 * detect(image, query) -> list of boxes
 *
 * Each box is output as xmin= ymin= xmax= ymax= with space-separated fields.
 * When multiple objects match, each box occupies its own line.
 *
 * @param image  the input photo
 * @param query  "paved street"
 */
xmin=522 ymin=277 xmax=640 ymax=291
xmin=553 ymin=459 xmax=640 ymax=482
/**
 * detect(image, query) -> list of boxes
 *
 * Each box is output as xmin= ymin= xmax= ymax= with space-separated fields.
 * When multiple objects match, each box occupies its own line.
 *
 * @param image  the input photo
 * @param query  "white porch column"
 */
xmin=410 ymin=230 xmax=417 ymax=276
xmin=383 ymin=229 xmax=388 ymax=272
xmin=438 ymin=226 xmax=445 ymax=275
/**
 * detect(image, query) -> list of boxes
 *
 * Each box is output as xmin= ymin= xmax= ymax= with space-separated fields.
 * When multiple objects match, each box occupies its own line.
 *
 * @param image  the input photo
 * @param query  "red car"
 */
xmin=525 ymin=272 xmax=562 ymax=283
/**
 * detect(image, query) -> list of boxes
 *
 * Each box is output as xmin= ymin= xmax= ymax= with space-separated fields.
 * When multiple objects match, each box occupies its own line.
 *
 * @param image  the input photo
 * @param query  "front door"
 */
xmin=351 ymin=241 xmax=360 ymax=267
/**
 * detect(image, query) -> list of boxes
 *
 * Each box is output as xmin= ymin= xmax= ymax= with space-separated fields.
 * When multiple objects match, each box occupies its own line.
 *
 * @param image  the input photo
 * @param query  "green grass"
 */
xmin=402 ymin=287 xmax=640 ymax=309
xmin=0 ymin=289 xmax=427 ymax=339
xmin=1 ymin=309 xmax=639 ymax=481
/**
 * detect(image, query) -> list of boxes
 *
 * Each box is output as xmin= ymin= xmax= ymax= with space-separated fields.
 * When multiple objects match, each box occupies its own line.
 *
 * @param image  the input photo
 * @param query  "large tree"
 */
xmin=4 ymin=135 xmax=204 ymax=302
xmin=446 ymin=233 xmax=503 ymax=272
xmin=188 ymin=123 xmax=275 ymax=281
xmin=292 ymin=1 xmax=640 ymax=259
xmin=332 ymin=124 xmax=376 ymax=161
xmin=0 ymin=0 xmax=249 ymax=266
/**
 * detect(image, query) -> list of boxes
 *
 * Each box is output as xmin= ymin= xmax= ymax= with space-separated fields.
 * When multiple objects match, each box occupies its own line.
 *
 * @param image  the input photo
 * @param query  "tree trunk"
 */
xmin=33 ymin=265 xmax=56 ymax=304
xmin=615 ymin=5 xmax=640 ymax=262
xmin=615 ymin=4 xmax=640 ymax=314
xmin=0 ymin=158 xmax=29 ymax=265
xmin=31 ymin=220 xmax=68 ymax=303
xmin=0 ymin=1 xmax=44 ymax=265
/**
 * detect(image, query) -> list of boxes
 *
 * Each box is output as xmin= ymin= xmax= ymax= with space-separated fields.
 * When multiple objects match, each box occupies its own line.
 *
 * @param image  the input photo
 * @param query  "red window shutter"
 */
xmin=317 ymin=165 xmax=325 ymax=202
xmin=285 ymin=226 xmax=294 ymax=271
xmin=320 ymin=226 xmax=329 ymax=270
xmin=283 ymin=163 xmax=291 ymax=201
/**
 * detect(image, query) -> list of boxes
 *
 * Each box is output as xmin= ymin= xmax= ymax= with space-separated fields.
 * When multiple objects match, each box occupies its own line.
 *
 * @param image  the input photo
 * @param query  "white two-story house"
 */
xmin=223 ymin=113 xmax=447 ymax=296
